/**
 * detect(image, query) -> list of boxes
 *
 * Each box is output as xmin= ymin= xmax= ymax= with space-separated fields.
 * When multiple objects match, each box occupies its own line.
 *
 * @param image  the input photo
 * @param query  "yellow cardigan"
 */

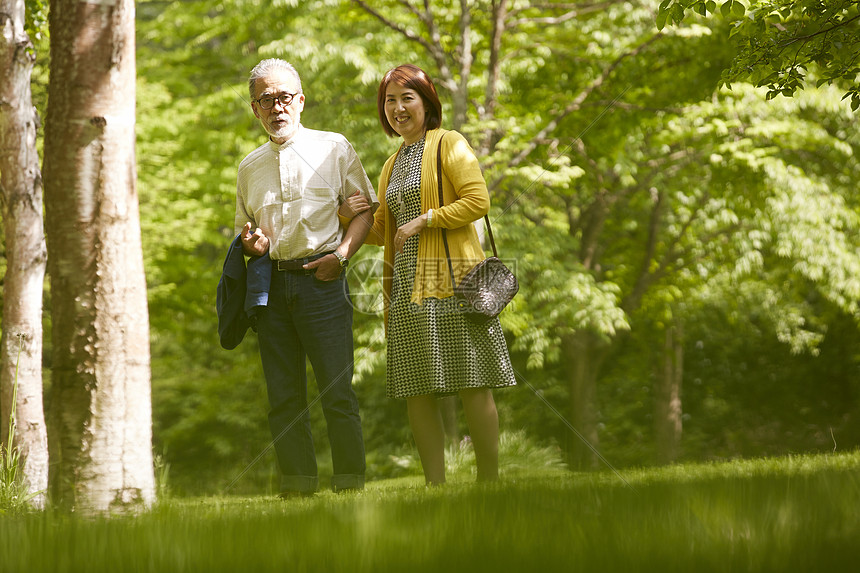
xmin=365 ymin=128 xmax=490 ymax=327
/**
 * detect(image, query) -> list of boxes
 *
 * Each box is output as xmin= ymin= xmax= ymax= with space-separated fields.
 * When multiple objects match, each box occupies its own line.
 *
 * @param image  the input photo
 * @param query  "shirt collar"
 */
xmin=267 ymin=124 xmax=304 ymax=151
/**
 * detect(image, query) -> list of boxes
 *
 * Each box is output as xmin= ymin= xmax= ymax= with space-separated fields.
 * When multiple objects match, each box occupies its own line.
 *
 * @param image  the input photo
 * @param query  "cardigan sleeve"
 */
xmin=432 ymin=133 xmax=490 ymax=229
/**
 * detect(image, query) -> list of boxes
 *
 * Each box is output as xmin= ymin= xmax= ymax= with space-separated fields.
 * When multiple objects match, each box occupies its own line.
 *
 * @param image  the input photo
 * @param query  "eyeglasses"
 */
xmin=254 ymin=92 xmax=299 ymax=110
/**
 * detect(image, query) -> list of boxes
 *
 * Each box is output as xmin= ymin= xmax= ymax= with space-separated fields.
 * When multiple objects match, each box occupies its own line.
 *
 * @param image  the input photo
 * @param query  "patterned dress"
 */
xmin=386 ymin=137 xmax=517 ymax=399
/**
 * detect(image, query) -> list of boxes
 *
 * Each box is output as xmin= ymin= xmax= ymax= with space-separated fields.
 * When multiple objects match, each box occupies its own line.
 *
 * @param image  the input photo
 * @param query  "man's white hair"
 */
xmin=248 ymin=59 xmax=303 ymax=100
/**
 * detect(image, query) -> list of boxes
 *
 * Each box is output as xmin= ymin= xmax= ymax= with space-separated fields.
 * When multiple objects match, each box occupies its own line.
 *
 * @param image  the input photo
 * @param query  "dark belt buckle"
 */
xmin=276 ymin=259 xmax=306 ymax=272
xmin=276 ymin=251 xmax=331 ymax=273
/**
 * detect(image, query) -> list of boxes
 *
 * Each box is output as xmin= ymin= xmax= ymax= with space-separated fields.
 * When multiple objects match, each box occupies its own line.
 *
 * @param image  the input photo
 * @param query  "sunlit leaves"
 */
xmin=657 ymin=0 xmax=860 ymax=109
xmin=766 ymin=163 xmax=860 ymax=316
xmin=24 ymin=0 xmax=48 ymax=40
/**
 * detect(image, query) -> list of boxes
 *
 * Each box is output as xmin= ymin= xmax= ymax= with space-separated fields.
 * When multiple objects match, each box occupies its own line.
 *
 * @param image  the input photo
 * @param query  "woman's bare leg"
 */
xmin=406 ymin=394 xmax=446 ymax=485
xmin=460 ymin=388 xmax=499 ymax=481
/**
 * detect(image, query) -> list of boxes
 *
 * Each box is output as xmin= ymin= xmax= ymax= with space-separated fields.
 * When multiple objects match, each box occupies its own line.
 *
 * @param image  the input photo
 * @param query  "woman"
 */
xmin=343 ymin=64 xmax=515 ymax=484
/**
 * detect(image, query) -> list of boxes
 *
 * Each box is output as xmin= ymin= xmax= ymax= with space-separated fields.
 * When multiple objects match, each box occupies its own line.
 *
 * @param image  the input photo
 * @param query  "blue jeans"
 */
xmin=256 ymin=269 xmax=365 ymax=493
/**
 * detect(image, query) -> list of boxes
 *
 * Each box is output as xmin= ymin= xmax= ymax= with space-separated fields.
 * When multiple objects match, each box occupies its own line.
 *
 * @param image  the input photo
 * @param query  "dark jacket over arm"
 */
xmin=216 ymin=235 xmax=271 ymax=350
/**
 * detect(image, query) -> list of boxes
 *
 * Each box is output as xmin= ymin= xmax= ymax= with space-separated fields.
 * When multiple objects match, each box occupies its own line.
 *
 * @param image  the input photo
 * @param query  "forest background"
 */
xmin=6 ymin=0 xmax=860 ymax=496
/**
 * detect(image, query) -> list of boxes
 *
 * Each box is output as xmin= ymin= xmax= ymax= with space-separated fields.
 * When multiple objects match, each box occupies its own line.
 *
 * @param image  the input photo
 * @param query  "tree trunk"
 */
xmin=0 ymin=0 xmax=49 ymax=509
xmin=654 ymin=323 xmax=683 ymax=464
xmin=477 ymin=0 xmax=507 ymax=158
xmin=451 ymin=0 xmax=472 ymax=133
xmin=562 ymin=331 xmax=606 ymax=470
xmin=43 ymin=0 xmax=154 ymax=512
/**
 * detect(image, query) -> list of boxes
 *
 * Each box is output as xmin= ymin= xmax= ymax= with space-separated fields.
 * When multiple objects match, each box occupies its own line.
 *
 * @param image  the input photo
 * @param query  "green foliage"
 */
xmin=135 ymin=0 xmax=466 ymax=492
xmin=0 ymin=336 xmax=40 ymax=515
xmin=1 ymin=452 xmax=859 ymax=571
xmin=657 ymin=0 xmax=860 ymax=109
xmin=0 ymin=436 xmax=31 ymax=515
xmin=682 ymin=301 xmax=860 ymax=459
xmin=125 ymin=0 xmax=860 ymax=489
xmin=0 ymin=400 xmax=33 ymax=515
xmin=492 ymin=20 xmax=858 ymax=460
xmin=24 ymin=0 xmax=49 ymax=41
xmin=386 ymin=429 xmax=568 ymax=480
xmin=1 ymin=0 xmax=853 ymax=503
xmin=152 ymin=449 xmax=171 ymax=500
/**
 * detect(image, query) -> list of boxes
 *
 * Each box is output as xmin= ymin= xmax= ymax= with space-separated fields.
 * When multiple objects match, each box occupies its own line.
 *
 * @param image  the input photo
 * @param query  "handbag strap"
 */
xmin=436 ymin=133 xmax=499 ymax=290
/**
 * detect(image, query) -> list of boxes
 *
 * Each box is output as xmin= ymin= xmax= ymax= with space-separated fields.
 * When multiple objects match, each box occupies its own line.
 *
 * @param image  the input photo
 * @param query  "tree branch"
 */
xmin=351 ymin=0 xmax=435 ymax=54
xmin=622 ymin=186 xmax=710 ymax=313
xmin=488 ymin=33 xmax=663 ymax=191
xmin=779 ymin=12 xmax=860 ymax=48
xmin=419 ymin=0 xmax=457 ymax=91
xmin=477 ymin=0 xmax=509 ymax=156
xmin=398 ymin=0 xmax=423 ymax=21
xmin=510 ymin=10 xmax=579 ymax=26
xmin=452 ymin=0 xmax=473 ymax=130
xmin=509 ymin=1 xmax=625 ymax=18
xmin=350 ymin=0 xmax=455 ymax=90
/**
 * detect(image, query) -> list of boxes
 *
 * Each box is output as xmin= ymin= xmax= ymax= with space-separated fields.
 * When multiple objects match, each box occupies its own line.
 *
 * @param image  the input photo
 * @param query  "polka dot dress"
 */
xmin=386 ymin=137 xmax=517 ymax=399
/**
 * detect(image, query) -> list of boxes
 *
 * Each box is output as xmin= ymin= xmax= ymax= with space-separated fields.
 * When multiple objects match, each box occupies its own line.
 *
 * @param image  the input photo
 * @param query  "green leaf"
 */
xmin=731 ymin=1 xmax=745 ymax=17
xmin=721 ymin=1 xmax=733 ymax=18
xmin=656 ymin=9 xmax=669 ymax=31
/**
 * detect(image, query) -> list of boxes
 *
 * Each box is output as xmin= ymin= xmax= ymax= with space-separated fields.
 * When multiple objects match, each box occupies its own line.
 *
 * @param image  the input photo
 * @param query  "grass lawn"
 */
xmin=1 ymin=450 xmax=858 ymax=572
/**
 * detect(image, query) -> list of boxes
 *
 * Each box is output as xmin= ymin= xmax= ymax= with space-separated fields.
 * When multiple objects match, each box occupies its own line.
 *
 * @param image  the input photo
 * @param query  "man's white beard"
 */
xmin=266 ymin=116 xmax=297 ymax=142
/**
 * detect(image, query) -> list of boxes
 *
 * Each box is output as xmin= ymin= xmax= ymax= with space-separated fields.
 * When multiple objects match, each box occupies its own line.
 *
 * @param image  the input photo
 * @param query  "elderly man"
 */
xmin=235 ymin=58 xmax=378 ymax=496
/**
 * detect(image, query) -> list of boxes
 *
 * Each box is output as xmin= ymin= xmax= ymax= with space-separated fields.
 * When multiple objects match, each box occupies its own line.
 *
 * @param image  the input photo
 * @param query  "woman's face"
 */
xmin=384 ymin=83 xmax=427 ymax=145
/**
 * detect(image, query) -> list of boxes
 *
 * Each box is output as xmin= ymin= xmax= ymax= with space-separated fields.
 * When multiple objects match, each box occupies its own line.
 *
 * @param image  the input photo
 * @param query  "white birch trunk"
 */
xmin=43 ymin=0 xmax=154 ymax=513
xmin=0 ymin=0 xmax=50 ymax=509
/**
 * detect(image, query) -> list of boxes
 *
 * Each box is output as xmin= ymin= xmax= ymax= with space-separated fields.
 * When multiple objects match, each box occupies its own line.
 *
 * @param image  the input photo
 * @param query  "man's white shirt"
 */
xmin=235 ymin=125 xmax=378 ymax=260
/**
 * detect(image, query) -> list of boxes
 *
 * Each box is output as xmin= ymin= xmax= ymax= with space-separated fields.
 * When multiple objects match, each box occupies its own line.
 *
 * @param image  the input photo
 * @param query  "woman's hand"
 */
xmin=394 ymin=213 xmax=429 ymax=253
xmin=339 ymin=191 xmax=371 ymax=219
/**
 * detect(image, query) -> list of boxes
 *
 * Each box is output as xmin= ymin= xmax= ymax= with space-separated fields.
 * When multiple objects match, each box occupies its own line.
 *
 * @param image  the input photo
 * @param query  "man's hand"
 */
xmin=241 ymin=222 xmax=269 ymax=256
xmin=338 ymin=191 xmax=371 ymax=219
xmin=304 ymin=254 xmax=342 ymax=281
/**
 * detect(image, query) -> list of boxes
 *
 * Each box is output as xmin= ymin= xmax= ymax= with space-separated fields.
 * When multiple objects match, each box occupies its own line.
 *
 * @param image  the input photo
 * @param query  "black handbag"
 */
xmin=436 ymin=135 xmax=518 ymax=324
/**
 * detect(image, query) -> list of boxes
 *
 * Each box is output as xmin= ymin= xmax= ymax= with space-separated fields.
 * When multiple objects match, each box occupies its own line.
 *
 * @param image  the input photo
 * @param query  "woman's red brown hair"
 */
xmin=377 ymin=64 xmax=443 ymax=137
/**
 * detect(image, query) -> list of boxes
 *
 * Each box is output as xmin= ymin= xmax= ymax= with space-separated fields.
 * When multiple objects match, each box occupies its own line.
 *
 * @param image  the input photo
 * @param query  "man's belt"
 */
xmin=274 ymin=251 xmax=333 ymax=272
